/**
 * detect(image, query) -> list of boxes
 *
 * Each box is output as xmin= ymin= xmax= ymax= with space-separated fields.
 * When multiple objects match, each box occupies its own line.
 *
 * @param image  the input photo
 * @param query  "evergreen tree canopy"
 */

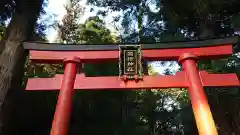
xmin=0 ymin=0 xmax=239 ymax=135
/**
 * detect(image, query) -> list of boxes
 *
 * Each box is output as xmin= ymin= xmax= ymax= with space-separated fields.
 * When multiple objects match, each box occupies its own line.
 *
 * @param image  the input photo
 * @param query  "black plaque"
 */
xmin=119 ymin=45 xmax=142 ymax=80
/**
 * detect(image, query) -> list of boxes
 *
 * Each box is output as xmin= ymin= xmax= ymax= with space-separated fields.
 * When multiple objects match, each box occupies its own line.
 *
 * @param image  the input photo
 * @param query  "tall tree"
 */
xmin=160 ymin=0 xmax=240 ymax=38
xmin=160 ymin=1 xmax=240 ymax=134
xmin=57 ymin=0 xmax=85 ymax=44
xmin=77 ymin=16 xmax=118 ymax=44
xmin=0 ymin=0 xmax=44 ymax=134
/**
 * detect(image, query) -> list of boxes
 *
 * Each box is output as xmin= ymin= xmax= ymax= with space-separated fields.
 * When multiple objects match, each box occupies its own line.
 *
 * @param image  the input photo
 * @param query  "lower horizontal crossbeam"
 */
xmin=25 ymin=71 xmax=240 ymax=91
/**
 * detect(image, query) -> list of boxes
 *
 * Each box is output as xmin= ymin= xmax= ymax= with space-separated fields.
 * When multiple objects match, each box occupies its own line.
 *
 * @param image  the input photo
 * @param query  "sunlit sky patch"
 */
xmin=43 ymin=0 xmax=179 ymax=74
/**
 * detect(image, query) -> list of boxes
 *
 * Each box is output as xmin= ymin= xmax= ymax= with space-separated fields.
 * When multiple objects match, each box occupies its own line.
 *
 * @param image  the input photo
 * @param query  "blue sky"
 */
xmin=43 ymin=0 xmax=179 ymax=74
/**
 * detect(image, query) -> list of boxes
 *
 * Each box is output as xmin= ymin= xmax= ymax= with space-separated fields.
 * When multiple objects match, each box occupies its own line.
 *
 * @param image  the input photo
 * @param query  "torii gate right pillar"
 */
xmin=179 ymin=53 xmax=218 ymax=135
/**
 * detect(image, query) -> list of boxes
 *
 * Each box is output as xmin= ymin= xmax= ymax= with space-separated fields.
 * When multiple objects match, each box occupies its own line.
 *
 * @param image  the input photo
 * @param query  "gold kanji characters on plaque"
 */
xmin=125 ymin=50 xmax=136 ymax=73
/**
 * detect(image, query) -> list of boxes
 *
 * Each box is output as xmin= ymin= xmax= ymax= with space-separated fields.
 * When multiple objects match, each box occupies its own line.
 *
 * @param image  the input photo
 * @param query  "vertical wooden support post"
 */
xmin=179 ymin=53 xmax=218 ymax=135
xmin=50 ymin=57 xmax=81 ymax=135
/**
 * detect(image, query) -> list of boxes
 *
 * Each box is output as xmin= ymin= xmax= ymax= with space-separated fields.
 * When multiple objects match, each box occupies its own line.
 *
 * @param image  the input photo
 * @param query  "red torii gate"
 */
xmin=24 ymin=37 xmax=240 ymax=135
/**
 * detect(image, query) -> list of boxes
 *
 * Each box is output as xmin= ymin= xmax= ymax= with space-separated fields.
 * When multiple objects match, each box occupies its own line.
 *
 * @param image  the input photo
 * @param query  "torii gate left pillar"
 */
xmin=50 ymin=57 xmax=81 ymax=135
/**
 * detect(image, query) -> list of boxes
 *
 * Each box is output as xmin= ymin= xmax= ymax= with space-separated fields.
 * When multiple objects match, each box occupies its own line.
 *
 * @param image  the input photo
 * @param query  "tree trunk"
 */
xmin=0 ymin=1 xmax=43 ymax=134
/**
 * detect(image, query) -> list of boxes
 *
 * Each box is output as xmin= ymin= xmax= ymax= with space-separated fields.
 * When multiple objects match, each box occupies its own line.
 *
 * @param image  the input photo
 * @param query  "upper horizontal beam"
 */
xmin=23 ymin=36 xmax=239 ymax=51
xmin=29 ymin=45 xmax=232 ymax=63
xmin=25 ymin=71 xmax=240 ymax=91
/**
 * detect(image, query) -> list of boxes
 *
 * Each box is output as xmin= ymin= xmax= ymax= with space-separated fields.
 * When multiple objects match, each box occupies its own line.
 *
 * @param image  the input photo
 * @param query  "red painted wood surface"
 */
xmin=25 ymin=71 xmax=240 ymax=91
xmin=50 ymin=57 xmax=80 ymax=135
xmin=179 ymin=53 xmax=218 ymax=135
xmin=29 ymin=45 xmax=232 ymax=63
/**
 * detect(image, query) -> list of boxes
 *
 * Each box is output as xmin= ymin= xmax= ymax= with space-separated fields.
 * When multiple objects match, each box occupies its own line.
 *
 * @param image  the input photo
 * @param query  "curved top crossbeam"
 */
xmin=23 ymin=37 xmax=239 ymax=63
xmin=23 ymin=36 xmax=239 ymax=51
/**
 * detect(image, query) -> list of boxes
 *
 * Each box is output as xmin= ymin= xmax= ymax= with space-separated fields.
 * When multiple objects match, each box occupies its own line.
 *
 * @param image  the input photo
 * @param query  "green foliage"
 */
xmin=57 ymin=0 xmax=85 ymax=43
xmin=0 ymin=22 xmax=5 ymax=40
xmin=1 ymin=0 xmax=239 ymax=134
xmin=77 ymin=16 xmax=118 ymax=44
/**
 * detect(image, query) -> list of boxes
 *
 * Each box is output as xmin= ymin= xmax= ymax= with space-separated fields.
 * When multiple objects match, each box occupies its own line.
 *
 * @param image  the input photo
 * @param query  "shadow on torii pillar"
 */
xmin=23 ymin=36 xmax=240 ymax=135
